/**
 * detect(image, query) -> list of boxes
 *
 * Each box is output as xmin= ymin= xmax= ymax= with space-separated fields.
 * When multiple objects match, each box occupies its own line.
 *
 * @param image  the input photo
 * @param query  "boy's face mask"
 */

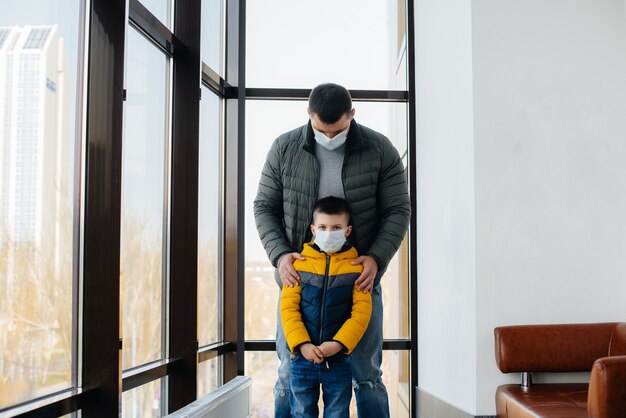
xmin=313 ymin=229 xmax=347 ymax=254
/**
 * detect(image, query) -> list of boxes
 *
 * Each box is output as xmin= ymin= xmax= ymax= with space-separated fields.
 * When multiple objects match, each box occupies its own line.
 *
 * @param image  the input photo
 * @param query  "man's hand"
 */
xmin=300 ymin=343 xmax=324 ymax=363
xmin=278 ymin=252 xmax=305 ymax=287
xmin=352 ymin=255 xmax=378 ymax=293
xmin=318 ymin=341 xmax=343 ymax=358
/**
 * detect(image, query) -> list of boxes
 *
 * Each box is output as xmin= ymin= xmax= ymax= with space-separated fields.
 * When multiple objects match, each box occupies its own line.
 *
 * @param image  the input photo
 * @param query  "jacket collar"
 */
xmin=302 ymin=242 xmax=358 ymax=261
xmin=302 ymin=119 xmax=365 ymax=154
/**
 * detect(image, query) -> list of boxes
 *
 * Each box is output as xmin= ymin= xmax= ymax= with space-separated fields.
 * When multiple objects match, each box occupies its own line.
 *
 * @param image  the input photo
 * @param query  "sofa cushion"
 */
xmin=496 ymin=384 xmax=589 ymax=418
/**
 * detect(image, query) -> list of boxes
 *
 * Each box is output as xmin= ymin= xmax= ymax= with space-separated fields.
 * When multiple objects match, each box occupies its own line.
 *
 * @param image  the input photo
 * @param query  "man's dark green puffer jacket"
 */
xmin=253 ymin=119 xmax=411 ymax=286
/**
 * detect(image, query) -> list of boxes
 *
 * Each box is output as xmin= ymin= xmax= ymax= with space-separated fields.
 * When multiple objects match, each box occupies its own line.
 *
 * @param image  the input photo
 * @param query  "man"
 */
xmin=254 ymin=83 xmax=410 ymax=418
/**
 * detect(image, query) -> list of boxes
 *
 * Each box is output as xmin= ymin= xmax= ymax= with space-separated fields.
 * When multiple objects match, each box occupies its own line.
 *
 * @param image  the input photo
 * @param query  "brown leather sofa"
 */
xmin=494 ymin=322 xmax=626 ymax=418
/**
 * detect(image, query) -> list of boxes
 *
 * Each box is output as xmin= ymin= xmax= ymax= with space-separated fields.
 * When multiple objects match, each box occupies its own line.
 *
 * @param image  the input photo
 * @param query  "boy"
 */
xmin=280 ymin=196 xmax=372 ymax=418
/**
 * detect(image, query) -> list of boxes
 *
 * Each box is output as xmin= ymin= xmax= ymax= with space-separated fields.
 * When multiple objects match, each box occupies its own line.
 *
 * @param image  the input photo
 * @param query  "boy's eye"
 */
xmin=318 ymin=226 xmax=326 ymax=230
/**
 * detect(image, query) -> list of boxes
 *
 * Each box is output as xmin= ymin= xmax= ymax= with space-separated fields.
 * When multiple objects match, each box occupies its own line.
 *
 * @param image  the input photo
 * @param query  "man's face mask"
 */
xmin=314 ymin=128 xmax=348 ymax=151
xmin=313 ymin=229 xmax=347 ymax=254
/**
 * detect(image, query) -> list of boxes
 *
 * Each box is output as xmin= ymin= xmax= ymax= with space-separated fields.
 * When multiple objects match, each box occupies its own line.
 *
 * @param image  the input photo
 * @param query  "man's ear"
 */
xmin=307 ymin=107 xmax=312 ymax=117
xmin=349 ymin=108 xmax=356 ymax=119
xmin=345 ymin=225 xmax=353 ymax=237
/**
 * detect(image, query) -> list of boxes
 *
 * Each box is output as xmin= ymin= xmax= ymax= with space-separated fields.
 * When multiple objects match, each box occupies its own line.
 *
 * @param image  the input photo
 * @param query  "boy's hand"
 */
xmin=300 ymin=343 xmax=324 ymax=363
xmin=278 ymin=252 xmax=305 ymax=287
xmin=318 ymin=341 xmax=343 ymax=358
xmin=352 ymin=255 xmax=378 ymax=293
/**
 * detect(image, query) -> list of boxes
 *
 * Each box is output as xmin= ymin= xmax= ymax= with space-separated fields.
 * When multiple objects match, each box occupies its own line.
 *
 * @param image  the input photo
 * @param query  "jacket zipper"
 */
xmin=319 ymin=254 xmax=331 ymax=344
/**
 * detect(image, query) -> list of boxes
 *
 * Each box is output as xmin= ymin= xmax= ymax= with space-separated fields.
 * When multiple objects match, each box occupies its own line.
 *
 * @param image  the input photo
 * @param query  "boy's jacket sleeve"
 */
xmin=332 ymin=287 xmax=372 ymax=354
xmin=280 ymin=283 xmax=311 ymax=352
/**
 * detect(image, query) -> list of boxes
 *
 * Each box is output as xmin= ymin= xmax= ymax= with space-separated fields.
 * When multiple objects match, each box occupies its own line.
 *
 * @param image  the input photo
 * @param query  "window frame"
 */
xmin=0 ymin=0 xmax=418 ymax=416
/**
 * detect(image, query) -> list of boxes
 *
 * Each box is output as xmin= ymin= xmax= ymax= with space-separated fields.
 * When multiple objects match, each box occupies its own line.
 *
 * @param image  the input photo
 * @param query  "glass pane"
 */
xmin=139 ymin=0 xmax=171 ymax=29
xmin=198 ymin=87 xmax=222 ymax=346
xmin=246 ymin=0 xmax=407 ymax=90
xmin=384 ymin=350 xmax=411 ymax=418
xmin=245 ymin=351 xmax=278 ymax=418
xmin=121 ymin=27 xmax=169 ymax=369
xmin=245 ymin=101 xmax=409 ymax=340
xmin=245 ymin=351 xmax=409 ymax=417
xmin=201 ymin=0 xmax=224 ymax=76
xmin=0 ymin=1 xmax=82 ymax=408
xmin=122 ymin=379 xmax=163 ymax=418
xmin=198 ymin=357 xmax=222 ymax=397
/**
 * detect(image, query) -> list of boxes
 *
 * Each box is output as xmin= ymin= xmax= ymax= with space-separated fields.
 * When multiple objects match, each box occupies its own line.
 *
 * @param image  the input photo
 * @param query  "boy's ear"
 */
xmin=345 ymin=225 xmax=352 ymax=237
xmin=310 ymin=224 xmax=316 ymax=236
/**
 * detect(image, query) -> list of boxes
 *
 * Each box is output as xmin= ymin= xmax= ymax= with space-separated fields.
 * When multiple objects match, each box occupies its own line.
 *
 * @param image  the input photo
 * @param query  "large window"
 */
xmin=246 ymin=0 xmax=405 ymax=90
xmin=0 ymin=0 xmax=83 ymax=408
xmin=120 ymin=25 xmax=170 ymax=370
xmin=197 ymin=0 xmax=225 ymax=398
xmin=245 ymin=100 xmax=409 ymax=342
xmin=197 ymin=87 xmax=222 ymax=347
xmin=201 ymin=0 xmax=224 ymax=76
xmin=122 ymin=378 xmax=163 ymax=418
xmin=0 ymin=0 xmax=415 ymax=416
xmin=244 ymin=0 xmax=412 ymax=415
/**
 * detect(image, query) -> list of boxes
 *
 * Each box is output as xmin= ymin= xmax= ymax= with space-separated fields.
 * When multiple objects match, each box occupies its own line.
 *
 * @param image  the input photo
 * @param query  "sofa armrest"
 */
xmin=588 ymin=355 xmax=626 ymax=418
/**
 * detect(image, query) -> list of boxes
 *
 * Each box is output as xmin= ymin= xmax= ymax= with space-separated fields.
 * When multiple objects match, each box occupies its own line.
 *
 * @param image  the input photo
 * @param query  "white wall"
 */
xmin=472 ymin=0 xmax=626 ymax=414
xmin=416 ymin=0 xmax=626 ymax=415
xmin=416 ymin=0 xmax=477 ymax=414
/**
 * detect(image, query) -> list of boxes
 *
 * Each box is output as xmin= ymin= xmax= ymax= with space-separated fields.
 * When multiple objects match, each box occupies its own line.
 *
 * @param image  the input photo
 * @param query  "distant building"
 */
xmin=0 ymin=25 xmax=69 ymax=284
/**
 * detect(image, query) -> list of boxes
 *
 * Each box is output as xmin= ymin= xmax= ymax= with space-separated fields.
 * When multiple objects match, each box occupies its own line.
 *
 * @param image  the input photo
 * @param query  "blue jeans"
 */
xmin=274 ymin=284 xmax=389 ymax=418
xmin=290 ymin=355 xmax=352 ymax=418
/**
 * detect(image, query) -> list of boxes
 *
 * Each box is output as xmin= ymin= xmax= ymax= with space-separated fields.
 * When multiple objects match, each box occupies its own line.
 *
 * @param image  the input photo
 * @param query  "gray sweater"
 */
xmin=315 ymin=141 xmax=346 ymax=200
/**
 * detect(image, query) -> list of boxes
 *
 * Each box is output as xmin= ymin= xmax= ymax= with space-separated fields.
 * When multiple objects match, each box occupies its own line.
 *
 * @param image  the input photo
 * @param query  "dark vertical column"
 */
xmin=406 ymin=0 xmax=418 ymax=416
xmin=168 ymin=0 xmax=202 ymax=412
xmin=81 ymin=0 xmax=126 ymax=416
xmin=223 ymin=0 xmax=246 ymax=382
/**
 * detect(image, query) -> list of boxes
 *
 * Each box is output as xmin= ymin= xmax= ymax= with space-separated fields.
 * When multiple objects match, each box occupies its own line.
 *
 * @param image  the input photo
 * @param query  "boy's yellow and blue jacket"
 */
xmin=280 ymin=242 xmax=372 ymax=356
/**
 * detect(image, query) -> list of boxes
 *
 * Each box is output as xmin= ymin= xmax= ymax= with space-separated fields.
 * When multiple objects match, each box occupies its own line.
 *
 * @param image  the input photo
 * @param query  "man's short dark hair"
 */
xmin=308 ymin=83 xmax=352 ymax=124
xmin=312 ymin=196 xmax=350 ymax=219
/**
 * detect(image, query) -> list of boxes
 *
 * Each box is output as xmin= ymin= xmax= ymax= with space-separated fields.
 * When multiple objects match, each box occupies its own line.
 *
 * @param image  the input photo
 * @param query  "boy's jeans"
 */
xmin=274 ymin=284 xmax=390 ymax=418
xmin=289 ymin=355 xmax=352 ymax=418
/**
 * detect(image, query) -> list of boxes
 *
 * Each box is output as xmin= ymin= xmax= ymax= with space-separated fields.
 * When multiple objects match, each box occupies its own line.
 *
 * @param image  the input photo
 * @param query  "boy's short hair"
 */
xmin=312 ymin=196 xmax=350 ymax=220
xmin=308 ymin=83 xmax=352 ymax=124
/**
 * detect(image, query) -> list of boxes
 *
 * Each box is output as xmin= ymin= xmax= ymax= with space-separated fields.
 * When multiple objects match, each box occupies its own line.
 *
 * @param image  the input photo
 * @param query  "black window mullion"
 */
xmin=167 ymin=0 xmax=202 ymax=413
xmin=202 ymin=62 xmax=234 ymax=99
xmin=81 ymin=0 xmax=126 ymax=416
xmin=223 ymin=0 xmax=246 ymax=383
xmin=406 ymin=0 xmax=418 ymax=417
xmin=243 ymin=340 xmax=412 ymax=351
xmin=122 ymin=358 xmax=182 ymax=393
xmin=129 ymin=0 xmax=178 ymax=57
xmin=0 ymin=389 xmax=94 ymax=418
xmin=244 ymin=88 xmax=409 ymax=102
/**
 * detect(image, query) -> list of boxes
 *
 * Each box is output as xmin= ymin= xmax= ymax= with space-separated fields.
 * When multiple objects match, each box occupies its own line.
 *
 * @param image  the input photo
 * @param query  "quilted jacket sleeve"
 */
xmin=366 ymin=137 xmax=411 ymax=272
xmin=332 ymin=286 xmax=372 ymax=354
xmin=253 ymin=138 xmax=295 ymax=267
xmin=280 ymin=283 xmax=312 ymax=353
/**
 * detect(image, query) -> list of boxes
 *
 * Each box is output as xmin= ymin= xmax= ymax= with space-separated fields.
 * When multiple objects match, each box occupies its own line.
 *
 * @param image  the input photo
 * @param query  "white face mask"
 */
xmin=314 ymin=128 xmax=348 ymax=151
xmin=314 ymin=229 xmax=347 ymax=254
